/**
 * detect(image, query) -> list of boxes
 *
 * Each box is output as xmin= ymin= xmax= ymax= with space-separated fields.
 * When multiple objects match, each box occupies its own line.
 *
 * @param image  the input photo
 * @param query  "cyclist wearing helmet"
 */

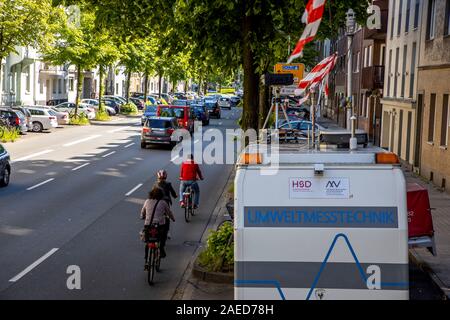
xmin=154 ymin=169 xmax=177 ymax=206
xmin=179 ymin=154 xmax=203 ymax=209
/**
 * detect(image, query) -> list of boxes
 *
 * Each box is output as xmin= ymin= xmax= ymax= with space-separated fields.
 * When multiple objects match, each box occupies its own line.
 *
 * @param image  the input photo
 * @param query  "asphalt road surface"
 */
xmin=0 ymin=109 xmax=241 ymax=299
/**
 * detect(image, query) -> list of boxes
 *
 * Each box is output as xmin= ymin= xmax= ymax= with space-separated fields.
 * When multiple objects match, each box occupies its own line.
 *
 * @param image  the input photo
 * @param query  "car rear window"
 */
xmin=147 ymin=119 xmax=172 ymax=128
xmin=145 ymin=105 xmax=157 ymax=113
xmin=48 ymin=110 xmax=57 ymax=116
xmin=159 ymin=108 xmax=184 ymax=118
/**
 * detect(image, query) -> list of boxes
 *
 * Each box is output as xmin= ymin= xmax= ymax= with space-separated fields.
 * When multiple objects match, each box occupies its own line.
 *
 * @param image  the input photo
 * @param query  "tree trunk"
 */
xmin=197 ymin=77 xmax=202 ymax=95
xmin=126 ymin=70 xmax=131 ymax=103
xmin=158 ymin=74 xmax=162 ymax=98
xmin=75 ymin=65 xmax=84 ymax=116
xmin=98 ymin=65 xmax=105 ymax=113
xmin=143 ymin=73 xmax=149 ymax=104
xmin=258 ymin=77 xmax=270 ymax=129
xmin=171 ymin=79 xmax=176 ymax=93
xmin=241 ymin=13 xmax=259 ymax=131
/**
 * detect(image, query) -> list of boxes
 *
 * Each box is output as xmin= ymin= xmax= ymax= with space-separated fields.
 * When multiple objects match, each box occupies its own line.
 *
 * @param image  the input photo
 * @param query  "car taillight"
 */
xmin=166 ymin=128 xmax=174 ymax=135
xmin=142 ymin=128 xmax=150 ymax=133
xmin=15 ymin=117 xmax=20 ymax=125
xmin=49 ymin=116 xmax=56 ymax=120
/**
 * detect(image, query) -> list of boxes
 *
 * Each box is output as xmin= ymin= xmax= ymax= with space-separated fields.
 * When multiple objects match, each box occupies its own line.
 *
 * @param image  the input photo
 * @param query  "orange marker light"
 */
xmin=241 ymin=153 xmax=263 ymax=165
xmin=376 ymin=152 xmax=400 ymax=164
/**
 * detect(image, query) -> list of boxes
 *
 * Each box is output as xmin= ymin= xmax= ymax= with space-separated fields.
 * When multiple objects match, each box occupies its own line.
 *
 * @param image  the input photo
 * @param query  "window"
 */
xmin=116 ymin=83 xmax=119 ymax=95
xmin=398 ymin=0 xmax=403 ymax=36
xmin=428 ymin=93 xmax=436 ymax=142
xmin=1 ymin=64 xmax=5 ymax=91
xmin=414 ymin=0 xmax=420 ymax=29
xmin=58 ymin=79 xmax=62 ymax=94
xmin=364 ymin=47 xmax=368 ymax=68
xmin=368 ymin=45 xmax=373 ymax=67
xmin=391 ymin=1 xmax=395 ymax=38
xmin=354 ymin=51 xmax=360 ymax=72
xmin=445 ymin=0 xmax=450 ymax=36
xmin=398 ymin=110 xmax=404 ymax=157
xmin=427 ymin=0 xmax=436 ymax=40
xmin=69 ymin=78 xmax=74 ymax=91
xmin=406 ymin=111 xmax=412 ymax=161
xmin=39 ymin=78 xmax=44 ymax=94
xmin=63 ymin=79 xmax=67 ymax=94
xmin=52 ymin=78 xmax=57 ymax=94
xmin=394 ymin=48 xmax=399 ymax=97
xmin=410 ymin=43 xmax=417 ymax=98
xmin=25 ymin=66 xmax=31 ymax=92
xmin=380 ymin=45 xmax=386 ymax=65
xmin=387 ymin=49 xmax=392 ymax=96
xmin=401 ymin=45 xmax=407 ymax=98
xmin=441 ymin=94 xmax=449 ymax=146
xmin=406 ymin=0 xmax=411 ymax=33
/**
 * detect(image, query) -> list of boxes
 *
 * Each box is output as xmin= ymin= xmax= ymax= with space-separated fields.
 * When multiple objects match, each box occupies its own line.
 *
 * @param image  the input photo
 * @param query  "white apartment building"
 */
xmin=381 ymin=0 xmax=423 ymax=167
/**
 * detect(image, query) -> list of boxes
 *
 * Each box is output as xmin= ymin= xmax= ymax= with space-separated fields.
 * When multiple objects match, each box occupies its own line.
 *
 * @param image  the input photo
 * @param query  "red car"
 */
xmin=157 ymin=105 xmax=194 ymax=133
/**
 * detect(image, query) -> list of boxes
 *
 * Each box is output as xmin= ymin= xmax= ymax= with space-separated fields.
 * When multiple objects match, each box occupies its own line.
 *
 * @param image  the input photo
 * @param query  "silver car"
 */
xmin=54 ymin=102 xmax=96 ymax=119
xmin=81 ymin=99 xmax=117 ymax=116
xmin=23 ymin=106 xmax=59 ymax=132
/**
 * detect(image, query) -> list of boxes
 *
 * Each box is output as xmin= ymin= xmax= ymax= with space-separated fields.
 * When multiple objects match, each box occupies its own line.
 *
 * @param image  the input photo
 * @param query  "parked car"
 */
xmin=12 ymin=106 xmax=33 ymax=131
xmin=103 ymin=95 xmax=127 ymax=105
xmin=81 ymin=99 xmax=117 ymax=116
xmin=0 ymin=107 xmax=28 ymax=134
xmin=42 ymin=106 xmax=69 ymax=125
xmin=141 ymin=116 xmax=180 ymax=148
xmin=171 ymin=99 xmax=191 ymax=107
xmin=54 ymin=102 xmax=96 ymax=119
xmin=204 ymin=99 xmax=221 ymax=119
xmin=141 ymin=105 xmax=158 ymax=125
xmin=218 ymin=97 xmax=231 ymax=110
xmin=46 ymin=99 xmax=68 ymax=106
xmin=0 ymin=143 xmax=11 ymax=187
xmin=130 ymin=97 xmax=145 ymax=110
xmin=277 ymin=120 xmax=326 ymax=141
xmin=157 ymin=105 xmax=194 ymax=133
xmin=23 ymin=106 xmax=59 ymax=132
xmin=230 ymin=95 xmax=241 ymax=107
xmin=191 ymin=104 xmax=210 ymax=125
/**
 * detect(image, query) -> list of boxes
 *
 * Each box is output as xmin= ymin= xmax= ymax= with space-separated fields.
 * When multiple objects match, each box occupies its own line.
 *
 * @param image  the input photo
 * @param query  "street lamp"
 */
xmin=345 ymin=9 xmax=356 ymax=132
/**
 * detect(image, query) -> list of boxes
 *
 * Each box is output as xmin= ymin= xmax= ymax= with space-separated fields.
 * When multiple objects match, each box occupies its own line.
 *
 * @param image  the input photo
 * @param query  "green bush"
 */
xmin=95 ymin=109 xmax=110 ymax=121
xmin=120 ymin=103 xmax=138 ymax=115
xmin=0 ymin=126 xmax=20 ymax=143
xmin=69 ymin=113 xmax=90 ymax=125
xmin=198 ymin=222 xmax=234 ymax=272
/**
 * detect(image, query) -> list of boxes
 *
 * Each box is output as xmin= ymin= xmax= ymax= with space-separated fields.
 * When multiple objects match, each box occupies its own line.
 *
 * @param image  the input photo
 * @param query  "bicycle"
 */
xmin=183 ymin=185 xmax=196 ymax=223
xmin=145 ymin=225 xmax=161 ymax=285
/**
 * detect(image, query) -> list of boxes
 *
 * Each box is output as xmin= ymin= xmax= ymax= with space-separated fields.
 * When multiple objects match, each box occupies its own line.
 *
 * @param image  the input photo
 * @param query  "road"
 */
xmin=0 ymin=109 xmax=241 ymax=299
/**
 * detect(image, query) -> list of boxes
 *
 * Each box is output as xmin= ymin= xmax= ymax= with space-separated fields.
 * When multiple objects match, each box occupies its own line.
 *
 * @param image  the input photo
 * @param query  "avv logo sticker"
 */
xmin=289 ymin=177 xmax=349 ymax=199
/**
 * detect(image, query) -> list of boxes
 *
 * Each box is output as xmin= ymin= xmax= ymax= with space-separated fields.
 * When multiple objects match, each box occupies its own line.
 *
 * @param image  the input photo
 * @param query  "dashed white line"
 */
xmin=102 ymin=151 xmax=116 ymax=158
xmin=171 ymin=155 xmax=180 ymax=162
xmin=124 ymin=142 xmax=135 ymax=148
xmin=26 ymin=178 xmax=55 ymax=191
xmin=63 ymin=135 xmax=102 ymax=147
xmin=72 ymin=163 xmax=90 ymax=171
xmin=108 ymin=126 xmax=130 ymax=133
xmin=194 ymin=139 xmax=200 ymax=144
xmin=125 ymin=183 xmax=143 ymax=196
xmin=9 ymin=248 xmax=59 ymax=282
xmin=12 ymin=149 xmax=54 ymax=163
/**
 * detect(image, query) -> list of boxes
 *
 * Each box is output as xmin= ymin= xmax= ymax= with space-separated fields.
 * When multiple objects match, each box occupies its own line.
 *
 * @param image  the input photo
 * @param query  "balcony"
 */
xmin=361 ymin=65 xmax=384 ymax=89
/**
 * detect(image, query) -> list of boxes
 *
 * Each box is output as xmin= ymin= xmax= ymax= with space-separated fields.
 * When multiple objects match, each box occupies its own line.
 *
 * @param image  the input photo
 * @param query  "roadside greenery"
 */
xmin=198 ymin=222 xmax=234 ymax=273
xmin=69 ymin=113 xmax=90 ymax=125
xmin=94 ymin=110 xmax=110 ymax=121
xmin=119 ymin=103 xmax=138 ymax=115
xmin=0 ymin=127 xmax=20 ymax=143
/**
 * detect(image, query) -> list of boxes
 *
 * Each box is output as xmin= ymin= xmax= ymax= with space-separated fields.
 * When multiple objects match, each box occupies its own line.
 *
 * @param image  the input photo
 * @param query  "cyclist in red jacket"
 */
xmin=179 ymin=154 xmax=203 ymax=209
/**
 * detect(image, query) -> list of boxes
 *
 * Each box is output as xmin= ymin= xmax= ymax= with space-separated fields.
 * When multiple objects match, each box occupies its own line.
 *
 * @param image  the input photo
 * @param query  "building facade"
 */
xmin=380 ymin=0 xmax=423 ymax=168
xmin=416 ymin=0 xmax=450 ymax=192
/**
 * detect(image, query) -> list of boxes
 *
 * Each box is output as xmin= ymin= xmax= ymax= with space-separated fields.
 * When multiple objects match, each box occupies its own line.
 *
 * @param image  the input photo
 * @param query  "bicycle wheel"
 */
xmin=147 ymin=246 xmax=156 ymax=285
xmin=155 ymin=245 xmax=161 ymax=272
xmin=190 ymin=193 xmax=195 ymax=216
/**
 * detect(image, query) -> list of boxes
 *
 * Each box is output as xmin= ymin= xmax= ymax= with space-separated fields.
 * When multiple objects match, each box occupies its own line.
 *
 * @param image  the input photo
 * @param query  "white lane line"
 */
xmin=9 ymin=248 xmax=59 ymax=282
xmin=102 ymin=151 xmax=116 ymax=158
xmin=171 ymin=155 xmax=180 ymax=162
xmin=26 ymin=178 xmax=55 ymax=191
xmin=125 ymin=183 xmax=143 ymax=196
xmin=194 ymin=139 xmax=200 ymax=144
xmin=124 ymin=142 xmax=135 ymax=148
xmin=108 ymin=126 xmax=130 ymax=133
xmin=12 ymin=149 xmax=54 ymax=163
xmin=63 ymin=135 xmax=102 ymax=147
xmin=72 ymin=163 xmax=90 ymax=171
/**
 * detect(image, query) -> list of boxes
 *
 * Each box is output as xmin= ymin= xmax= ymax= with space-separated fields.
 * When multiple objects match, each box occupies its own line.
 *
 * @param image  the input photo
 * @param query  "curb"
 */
xmin=409 ymin=250 xmax=450 ymax=300
xmin=171 ymin=167 xmax=235 ymax=300
xmin=192 ymin=262 xmax=234 ymax=284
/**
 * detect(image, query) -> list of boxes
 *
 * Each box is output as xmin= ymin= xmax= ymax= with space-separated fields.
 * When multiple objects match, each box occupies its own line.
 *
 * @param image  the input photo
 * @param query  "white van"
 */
xmin=234 ymin=133 xmax=409 ymax=300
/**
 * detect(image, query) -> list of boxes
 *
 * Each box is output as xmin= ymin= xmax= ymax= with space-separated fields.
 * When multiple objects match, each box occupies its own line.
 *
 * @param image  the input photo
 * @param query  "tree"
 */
xmin=0 ymin=0 xmax=55 ymax=87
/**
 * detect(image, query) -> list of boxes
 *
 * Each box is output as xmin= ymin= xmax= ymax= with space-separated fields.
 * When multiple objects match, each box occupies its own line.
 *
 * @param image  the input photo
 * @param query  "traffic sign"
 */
xmin=274 ymin=63 xmax=305 ymax=86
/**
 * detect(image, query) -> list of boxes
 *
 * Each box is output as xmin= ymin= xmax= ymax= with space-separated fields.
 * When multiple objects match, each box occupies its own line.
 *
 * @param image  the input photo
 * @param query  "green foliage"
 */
xmin=94 ymin=110 xmax=110 ymax=121
xmin=0 ymin=127 xmax=20 ymax=143
xmin=198 ymin=222 xmax=234 ymax=272
xmin=120 ymin=103 xmax=138 ymax=115
xmin=69 ymin=113 xmax=90 ymax=125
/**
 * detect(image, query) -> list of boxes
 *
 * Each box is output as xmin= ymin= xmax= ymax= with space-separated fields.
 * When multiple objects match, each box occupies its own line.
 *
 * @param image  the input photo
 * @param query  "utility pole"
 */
xmin=346 ymin=9 xmax=356 ymax=131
